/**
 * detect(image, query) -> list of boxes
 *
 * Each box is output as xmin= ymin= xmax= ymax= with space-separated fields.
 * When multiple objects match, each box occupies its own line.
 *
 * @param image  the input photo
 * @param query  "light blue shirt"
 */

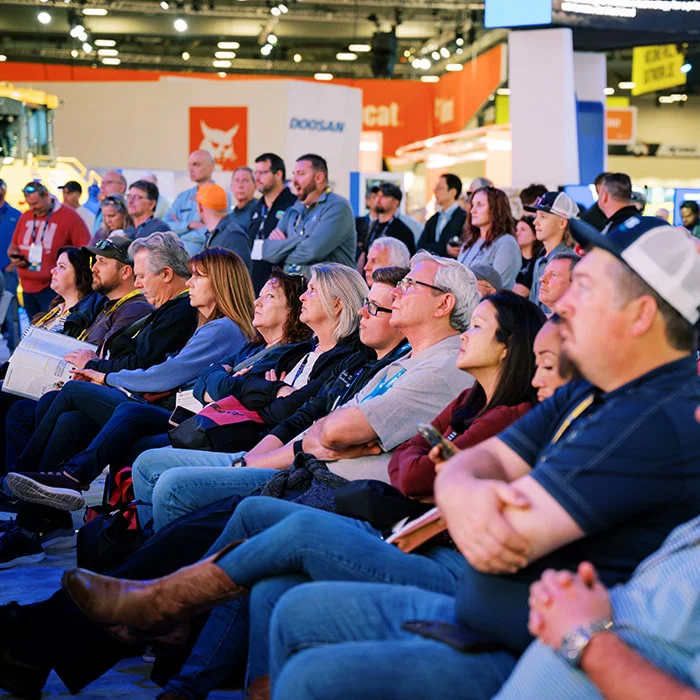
xmin=495 ymin=516 xmax=700 ymax=699
xmin=458 ymin=234 xmax=521 ymax=290
xmin=529 ymin=241 xmax=570 ymax=312
xmin=435 ymin=203 xmax=460 ymax=242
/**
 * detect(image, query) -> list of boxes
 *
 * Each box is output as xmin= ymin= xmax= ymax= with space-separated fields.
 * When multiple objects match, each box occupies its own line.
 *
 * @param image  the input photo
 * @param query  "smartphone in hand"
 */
xmin=416 ymin=422 xmax=458 ymax=460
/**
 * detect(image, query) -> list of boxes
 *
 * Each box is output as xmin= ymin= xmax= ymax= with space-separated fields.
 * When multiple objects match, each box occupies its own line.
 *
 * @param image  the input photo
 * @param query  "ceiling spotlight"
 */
xmin=270 ymin=6 xmax=280 ymax=16
xmin=421 ymin=75 xmax=439 ymax=83
xmin=217 ymin=71 xmax=227 ymax=78
xmin=97 ymin=48 xmax=119 ymax=56
xmin=336 ymin=52 xmax=358 ymax=61
xmin=213 ymin=59 xmax=231 ymax=67
xmin=39 ymin=0 xmax=48 ymax=3
xmin=680 ymin=62 xmax=692 ymax=74
xmin=293 ymin=53 xmax=302 ymax=63
xmin=411 ymin=58 xmax=421 ymax=69
xmin=82 ymin=42 xmax=93 ymax=53
xmin=456 ymin=36 xmax=464 ymax=47
xmin=267 ymin=33 xmax=278 ymax=45
xmin=174 ymin=18 xmax=188 ymax=32
xmin=420 ymin=58 xmax=431 ymax=70
xmin=181 ymin=50 xmax=190 ymax=60
xmin=69 ymin=24 xmax=85 ymax=38
xmin=260 ymin=44 xmax=273 ymax=56
xmin=215 ymin=50 xmax=236 ymax=59
xmin=70 ymin=49 xmax=79 ymax=58
xmin=456 ymin=47 xmax=463 ymax=55
xmin=0 ymin=55 xmax=8 ymax=62
xmin=618 ymin=81 xmax=635 ymax=89
xmin=440 ymin=47 xmax=450 ymax=59
xmin=314 ymin=72 xmax=333 ymax=81
xmin=160 ymin=1 xmax=170 ymax=8
xmin=218 ymin=41 xmax=240 ymax=49
xmin=604 ymin=87 xmax=615 ymax=95
xmin=95 ymin=39 xmax=116 ymax=47
xmin=445 ymin=63 xmax=463 ymax=72
xmin=83 ymin=8 xmax=108 ymax=15
xmin=431 ymin=51 xmax=440 ymax=61
xmin=37 ymin=11 xmax=52 ymax=24
xmin=348 ymin=44 xmax=371 ymax=52
xmin=101 ymin=57 xmax=121 ymax=65
xmin=278 ymin=3 xmax=288 ymax=13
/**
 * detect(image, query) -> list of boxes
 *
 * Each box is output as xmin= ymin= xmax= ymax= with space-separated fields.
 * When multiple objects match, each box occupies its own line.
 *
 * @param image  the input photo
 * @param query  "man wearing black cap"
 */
xmin=59 ymin=180 xmax=95 ymax=232
xmin=364 ymin=182 xmax=416 ymax=256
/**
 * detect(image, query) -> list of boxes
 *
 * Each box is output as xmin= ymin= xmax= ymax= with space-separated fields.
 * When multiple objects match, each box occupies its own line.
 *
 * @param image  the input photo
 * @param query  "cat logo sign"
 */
xmin=189 ymin=106 xmax=248 ymax=171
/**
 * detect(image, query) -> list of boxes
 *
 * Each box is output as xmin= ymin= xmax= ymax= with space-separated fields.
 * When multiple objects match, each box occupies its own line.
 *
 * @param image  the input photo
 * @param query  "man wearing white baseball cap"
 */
xmin=524 ymin=191 xmax=579 ymax=313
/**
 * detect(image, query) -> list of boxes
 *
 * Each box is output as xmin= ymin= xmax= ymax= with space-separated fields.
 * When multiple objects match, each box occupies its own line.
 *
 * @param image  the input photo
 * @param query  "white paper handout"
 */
xmin=2 ymin=326 xmax=97 ymax=400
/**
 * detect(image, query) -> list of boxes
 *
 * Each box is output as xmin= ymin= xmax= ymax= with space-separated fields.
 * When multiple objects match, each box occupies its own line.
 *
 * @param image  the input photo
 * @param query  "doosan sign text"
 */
xmin=289 ymin=117 xmax=345 ymax=133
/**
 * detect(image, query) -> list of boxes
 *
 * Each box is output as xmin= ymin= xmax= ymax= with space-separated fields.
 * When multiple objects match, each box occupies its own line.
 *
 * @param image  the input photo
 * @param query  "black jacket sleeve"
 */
xmin=86 ymin=295 xmax=198 ymax=373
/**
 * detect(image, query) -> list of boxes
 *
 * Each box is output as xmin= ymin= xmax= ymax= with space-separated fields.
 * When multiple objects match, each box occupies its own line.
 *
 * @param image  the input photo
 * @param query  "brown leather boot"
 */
xmin=246 ymin=675 xmax=270 ymax=700
xmin=62 ymin=541 xmax=247 ymax=630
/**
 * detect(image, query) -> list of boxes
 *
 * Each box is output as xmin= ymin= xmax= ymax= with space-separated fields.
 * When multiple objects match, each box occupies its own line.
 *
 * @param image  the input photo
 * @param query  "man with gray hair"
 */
xmin=164 ymin=150 xmax=231 ymax=256
xmin=538 ymin=250 xmax=581 ymax=315
xmin=363 ymin=236 xmax=411 ymax=286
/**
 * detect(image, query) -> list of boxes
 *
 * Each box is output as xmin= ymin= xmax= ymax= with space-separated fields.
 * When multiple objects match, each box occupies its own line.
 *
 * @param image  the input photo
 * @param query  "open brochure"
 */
xmin=385 ymin=507 xmax=447 ymax=553
xmin=2 ymin=326 xmax=97 ymax=400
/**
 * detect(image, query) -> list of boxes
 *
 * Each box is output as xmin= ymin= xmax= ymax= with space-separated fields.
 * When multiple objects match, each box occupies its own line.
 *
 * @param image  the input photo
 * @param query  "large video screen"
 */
xmin=485 ymin=0 xmax=700 ymax=33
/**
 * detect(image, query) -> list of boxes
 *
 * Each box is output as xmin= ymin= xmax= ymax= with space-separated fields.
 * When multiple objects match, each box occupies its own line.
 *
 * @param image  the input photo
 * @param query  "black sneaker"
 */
xmin=0 ymin=526 xmax=45 ymax=569
xmin=0 ymin=518 xmax=16 ymax=536
xmin=0 ymin=646 xmax=49 ymax=700
xmin=5 ymin=472 xmax=86 ymax=511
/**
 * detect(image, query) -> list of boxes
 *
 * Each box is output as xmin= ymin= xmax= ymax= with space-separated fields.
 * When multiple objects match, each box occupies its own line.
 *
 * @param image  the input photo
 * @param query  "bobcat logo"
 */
xmin=199 ymin=121 xmax=239 ymax=170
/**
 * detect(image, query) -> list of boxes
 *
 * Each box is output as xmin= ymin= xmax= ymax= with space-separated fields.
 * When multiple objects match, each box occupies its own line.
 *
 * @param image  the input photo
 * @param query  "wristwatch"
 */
xmin=231 ymin=456 xmax=247 ymax=468
xmin=558 ymin=619 xmax=614 ymax=667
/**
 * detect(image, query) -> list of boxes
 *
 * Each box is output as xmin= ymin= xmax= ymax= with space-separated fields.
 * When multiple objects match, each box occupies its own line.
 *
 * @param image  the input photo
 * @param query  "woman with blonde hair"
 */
xmin=5 ymin=248 xmax=257 ymax=514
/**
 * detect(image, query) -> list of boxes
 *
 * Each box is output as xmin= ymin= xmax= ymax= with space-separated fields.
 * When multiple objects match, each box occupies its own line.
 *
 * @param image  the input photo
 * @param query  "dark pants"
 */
xmin=22 ymin=286 xmax=56 ymax=319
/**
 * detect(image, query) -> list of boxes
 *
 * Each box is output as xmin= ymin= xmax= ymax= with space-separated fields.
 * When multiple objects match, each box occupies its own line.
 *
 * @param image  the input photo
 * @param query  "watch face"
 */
xmin=560 ymin=628 xmax=589 ymax=667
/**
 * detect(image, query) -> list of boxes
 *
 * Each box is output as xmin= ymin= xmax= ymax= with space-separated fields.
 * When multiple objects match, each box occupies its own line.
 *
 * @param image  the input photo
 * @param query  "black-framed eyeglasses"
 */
xmin=363 ymin=298 xmax=392 ymax=316
xmin=23 ymin=182 xmax=48 ymax=196
xmin=395 ymin=276 xmax=448 ymax=294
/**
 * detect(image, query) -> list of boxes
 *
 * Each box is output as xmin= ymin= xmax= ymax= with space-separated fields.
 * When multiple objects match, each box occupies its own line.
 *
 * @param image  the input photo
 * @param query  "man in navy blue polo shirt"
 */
xmin=263 ymin=216 xmax=700 ymax=699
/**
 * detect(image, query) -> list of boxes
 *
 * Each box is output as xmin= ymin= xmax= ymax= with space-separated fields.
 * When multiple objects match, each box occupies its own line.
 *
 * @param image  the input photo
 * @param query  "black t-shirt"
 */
xmin=455 ymin=357 xmax=700 ymax=654
xmin=515 ymin=255 xmax=537 ymax=290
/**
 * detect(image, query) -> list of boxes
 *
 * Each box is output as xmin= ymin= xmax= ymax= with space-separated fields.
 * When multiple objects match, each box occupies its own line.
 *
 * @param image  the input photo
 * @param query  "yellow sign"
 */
xmin=631 ymin=44 xmax=687 ymax=97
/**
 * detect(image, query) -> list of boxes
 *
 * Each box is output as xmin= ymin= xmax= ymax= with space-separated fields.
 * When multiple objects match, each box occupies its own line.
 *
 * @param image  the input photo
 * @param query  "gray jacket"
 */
xmin=262 ymin=190 xmax=356 ymax=275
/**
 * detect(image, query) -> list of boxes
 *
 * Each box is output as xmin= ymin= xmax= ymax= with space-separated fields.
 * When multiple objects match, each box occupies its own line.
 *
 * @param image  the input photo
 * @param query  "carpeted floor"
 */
xmin=0 ymin=473 xmax=242 ymax=699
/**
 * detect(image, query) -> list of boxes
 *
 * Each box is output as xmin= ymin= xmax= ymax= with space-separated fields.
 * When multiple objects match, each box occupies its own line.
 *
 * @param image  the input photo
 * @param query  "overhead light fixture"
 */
xmin=293 ymin=53 xmax=302 ymax=63
xmin=213 ymin=59 xmax=232 ymax=68
xmin=421 ymin=75 xmax=439 ymax=83
xmin=618 ymin=81 xmax=635 ymax=89
xmin=69 ymin=24 xmax=85 ymax=38
xmin=160 ymin=1 xmax=170 ymax=8
xmin=0 ymin=55 xmax=7 ymax=62
xmin=70 ymin=49 xmax=79 ymax=58
xmin=411 ymin=58 xmax=421 ymax=69
xmin=215 ymin=50 xmax=236 ymax=59
xmin=37 ymin=11 xmax=52 ymax=24
xmin=278 ymin=3 xmax=288 ymax=13
xmin=456 ymin=47 xmax=463 ymax=55
xmin=267 ymin=33 xmax=278 ymax=45
xmin=431 ymin=51 xmax=440 ymax=61
xmin=39 ymin=0 xmax=48 ymax=3
xmin=680 ymin=62 xmax=692 ymax=74
xmin=439 ymin=47 xmax=450 ymax=59
xmin=270 ymin=6 xmax=280 ymax=16
xmin=217 ymin=71 xmax=227 ymax=78
xmin=101 ymin=57 xmax=121 ymax=65
xmin=496 ymin=87 xmax=510 ymax=95
xmin=97 ymin=48 xmax=119 ymax=56
xmin=348 ymin=44 xmax=371 ymax=52
xmin=83 ymin=8 xmax=108 ymax=15
xmin=604 ymin=87 xmax=615 ymax=95
xmin=314 ymin=72 xmax=333 ymax=81
xmin=336 ymin=52 xmax=358 ymax=61
xmin=420 ymin=58 xmax=431 ymax=70
xmin=181 ymin=50 xmax=190 ymax=60
xmin=94 ymin=39 xmax=116 ymax=47
xmin=260 ymin=44 xmax=273 ymax=56
xmin=456 ymin=36 xmax=464 ymax=47
xmin=217 ymin=41 xmax=240 ymax=49
xmin=174 ymin=18 xmax=188 ymax=32
xmin=82 ymin=42 xmax=93 ymax=53
xmin=445 ymin=63 xmax=463 ymax=72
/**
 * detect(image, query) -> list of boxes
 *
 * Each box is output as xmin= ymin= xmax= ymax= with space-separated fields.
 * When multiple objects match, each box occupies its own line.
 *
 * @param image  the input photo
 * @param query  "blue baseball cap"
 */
xmin=569 ymin=215 xmax=700 ymax=325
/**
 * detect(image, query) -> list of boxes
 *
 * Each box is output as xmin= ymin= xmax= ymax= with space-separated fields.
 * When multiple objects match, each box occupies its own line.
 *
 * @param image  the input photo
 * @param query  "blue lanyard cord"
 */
xmin=360 ymin=367 xmax=407 ymax=403
xmin=31 ymin=202 xmax=55 ymax=244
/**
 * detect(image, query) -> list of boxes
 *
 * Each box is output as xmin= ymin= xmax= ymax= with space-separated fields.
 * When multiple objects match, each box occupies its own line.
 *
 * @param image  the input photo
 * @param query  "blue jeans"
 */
xmin=132 ymin=447 xmax=275 ymax=530
xmin=270 ymin=582 xmax=517 ymax=700
xmin=167 ymin=497 xmax=465 ymax=696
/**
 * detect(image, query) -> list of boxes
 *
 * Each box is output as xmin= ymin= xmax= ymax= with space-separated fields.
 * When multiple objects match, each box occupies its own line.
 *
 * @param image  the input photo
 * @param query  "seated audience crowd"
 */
xmin=0 ymin=154 xmax=697 ymax=700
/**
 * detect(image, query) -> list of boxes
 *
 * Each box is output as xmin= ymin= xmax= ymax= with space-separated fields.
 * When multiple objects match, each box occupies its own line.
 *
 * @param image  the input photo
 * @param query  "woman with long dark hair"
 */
xmin=458 ymin=187 xmax=522 ymax=290
xmin=513 ymin=216 xmax=544 ymax=297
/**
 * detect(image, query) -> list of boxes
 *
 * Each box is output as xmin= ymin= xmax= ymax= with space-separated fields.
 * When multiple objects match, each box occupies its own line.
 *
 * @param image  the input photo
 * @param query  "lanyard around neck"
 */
xmin=31 ymin=202 xmax=55 ymax=244
xmin=550 ymin=393 xmax=595 ymax=445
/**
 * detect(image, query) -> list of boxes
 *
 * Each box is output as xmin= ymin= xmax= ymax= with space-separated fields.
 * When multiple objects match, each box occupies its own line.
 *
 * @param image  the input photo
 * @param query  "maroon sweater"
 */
xmin=388 ymin=388 xmax=531 ymax=498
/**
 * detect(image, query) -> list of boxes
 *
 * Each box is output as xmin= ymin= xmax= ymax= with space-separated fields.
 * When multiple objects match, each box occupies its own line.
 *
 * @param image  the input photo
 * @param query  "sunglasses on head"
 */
xmin=23 ymin=183 xmax=48 ymax=196
xmin=94 ymin=238 xmax=130 ymax=262
xmin=102 ymin=195 xmax=127 ymax=210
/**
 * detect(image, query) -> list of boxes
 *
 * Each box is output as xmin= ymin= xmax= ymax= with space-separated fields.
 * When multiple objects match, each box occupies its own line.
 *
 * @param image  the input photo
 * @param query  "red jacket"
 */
xmin=388 ymin=388 xmax=532 ymax=498
xmin=11 ymin=199 xmax=90 ymax=293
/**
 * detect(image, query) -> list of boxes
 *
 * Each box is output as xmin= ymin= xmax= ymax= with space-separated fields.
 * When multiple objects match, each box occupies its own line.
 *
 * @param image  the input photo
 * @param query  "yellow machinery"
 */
xmin=0 ymin=83 xmax=101 ymax=209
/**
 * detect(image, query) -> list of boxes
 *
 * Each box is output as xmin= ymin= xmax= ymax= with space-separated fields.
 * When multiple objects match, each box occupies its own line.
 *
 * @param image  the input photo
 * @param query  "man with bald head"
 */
xmin=164 ymin=150 xmax=231 ymax=256
xmin=92 ymin=170 xmax=127 ymax=235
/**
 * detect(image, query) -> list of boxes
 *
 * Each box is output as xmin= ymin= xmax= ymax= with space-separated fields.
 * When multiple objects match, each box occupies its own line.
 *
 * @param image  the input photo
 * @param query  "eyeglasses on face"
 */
xmin=395 ymin=276 xmax=447 ymax=294
xmin=126 ymin=193 xmax=148 ymax=201
xmin=362 ymin=298 xmax=392 ymax=316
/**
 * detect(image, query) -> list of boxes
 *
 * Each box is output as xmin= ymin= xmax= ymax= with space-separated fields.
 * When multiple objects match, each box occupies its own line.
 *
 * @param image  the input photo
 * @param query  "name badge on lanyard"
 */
xmin=28 ymin=204 xmax=53 ymax=272
xmin=251 ymin=239 xmax=264 ymax=261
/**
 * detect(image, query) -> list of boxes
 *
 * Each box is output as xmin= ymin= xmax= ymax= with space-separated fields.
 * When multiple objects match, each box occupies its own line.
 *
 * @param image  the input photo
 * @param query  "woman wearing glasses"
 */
xmin=458 ymin=187 xmax=522 ymax=290
xmin=91 ymin=194 xmax=133 ymax=244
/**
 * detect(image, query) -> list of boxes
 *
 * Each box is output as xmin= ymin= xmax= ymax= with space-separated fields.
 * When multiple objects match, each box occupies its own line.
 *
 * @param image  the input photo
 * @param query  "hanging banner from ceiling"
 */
xmin=631 ymin=44 xmax=687 ymax=96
